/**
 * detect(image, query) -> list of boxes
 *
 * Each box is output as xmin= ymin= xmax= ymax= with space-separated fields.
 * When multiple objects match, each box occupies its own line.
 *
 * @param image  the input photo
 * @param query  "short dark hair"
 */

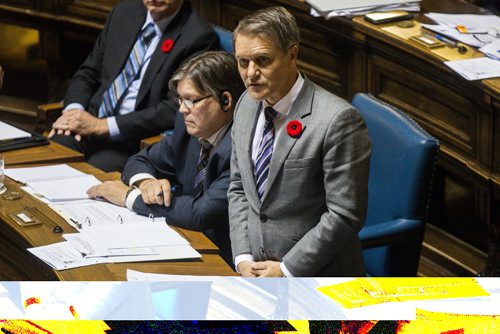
xmin=169 ymin=51 xmax=245 ymax=109
xmin=233 ymin=6 xmax=300 ymax=53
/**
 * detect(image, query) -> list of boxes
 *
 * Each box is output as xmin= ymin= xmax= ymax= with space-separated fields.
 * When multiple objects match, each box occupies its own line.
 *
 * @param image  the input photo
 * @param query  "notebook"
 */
xmin=5 ymin=164 xmax=101 ymax=202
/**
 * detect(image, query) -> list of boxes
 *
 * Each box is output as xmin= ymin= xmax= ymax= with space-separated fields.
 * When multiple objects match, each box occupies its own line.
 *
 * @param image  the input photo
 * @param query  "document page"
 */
xmin=444 ymin=57 xmax=500 ymax=80
xmin=70 ymin=222 xmax=189 ymax=249
xmin=306 ymin=0 xmax=418 ymax=12
xmin=51 ymin=201 xmax=155 ymax=229
xmin=5 ymin=164 xmax=87 ymax=184
xmin=0 ymin=121 xmax=31 ymax=141
xmin=28 ymin=174 xmax=101 ymax=202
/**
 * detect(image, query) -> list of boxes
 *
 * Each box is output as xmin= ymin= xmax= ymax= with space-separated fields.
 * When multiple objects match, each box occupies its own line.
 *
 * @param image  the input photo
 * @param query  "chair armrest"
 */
xmin=140 ymin=134 xmax=164 ymax=150
xmin=360 ymin=218 xmax=424 ymax=249
xmin=35 ymin=102 xmax=64 ymax=134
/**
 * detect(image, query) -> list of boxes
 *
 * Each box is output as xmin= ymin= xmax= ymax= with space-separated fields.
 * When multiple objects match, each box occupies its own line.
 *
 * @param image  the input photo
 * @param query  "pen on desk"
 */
xmin=156 ymin=185 xmax=177 ymax=197
xmin=433 ymin=33 xmax=467 ymax=54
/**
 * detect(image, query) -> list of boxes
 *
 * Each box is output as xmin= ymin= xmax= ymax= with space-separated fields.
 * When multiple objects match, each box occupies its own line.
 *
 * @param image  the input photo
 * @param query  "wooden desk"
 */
xmin=0 ymin=162 xmax=234 ymax=280
xmin=3 ymin=140 xmax=84 ymax=167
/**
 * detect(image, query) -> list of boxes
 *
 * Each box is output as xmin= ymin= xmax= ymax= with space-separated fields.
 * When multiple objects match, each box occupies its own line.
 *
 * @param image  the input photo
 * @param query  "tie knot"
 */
xmin=198 ymin=138 xmax=213 ymax=152
xmin=141 ymin=23 xmax=157 ymax=46
xmin=264 ymin=106 xmax=278 ymax=124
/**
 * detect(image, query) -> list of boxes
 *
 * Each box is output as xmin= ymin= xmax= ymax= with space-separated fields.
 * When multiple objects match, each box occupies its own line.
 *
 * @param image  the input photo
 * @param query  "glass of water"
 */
xmin=0 ymin=155 xmax=5 ymax=194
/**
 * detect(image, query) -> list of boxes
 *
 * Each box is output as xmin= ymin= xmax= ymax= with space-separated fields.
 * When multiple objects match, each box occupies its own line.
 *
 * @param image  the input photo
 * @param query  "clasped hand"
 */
xmin=237 ymin=260 xmax=284 ymax=277
xmin=48 ymin=109 xmax=109 ymax=141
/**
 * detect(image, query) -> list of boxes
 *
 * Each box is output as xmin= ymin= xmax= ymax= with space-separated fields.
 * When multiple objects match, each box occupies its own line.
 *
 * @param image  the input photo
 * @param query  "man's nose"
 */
xmin=247 ymin=61 xmax=260 ymax=80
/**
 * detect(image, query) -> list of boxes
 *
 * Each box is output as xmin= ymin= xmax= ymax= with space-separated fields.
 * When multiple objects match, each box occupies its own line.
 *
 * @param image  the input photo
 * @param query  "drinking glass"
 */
xmin=0 ymin=155 xmax=5 ymax=194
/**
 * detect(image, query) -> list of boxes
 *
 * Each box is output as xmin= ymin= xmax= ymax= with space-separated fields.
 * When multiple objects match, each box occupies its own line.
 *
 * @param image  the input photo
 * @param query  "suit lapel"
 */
xmin=136 ymin=1 xmax=191 ymax=106
xmin=261 ymin=78 xmax=315 ymax=202
xmin=109 ymin=10 xmax=146 ymax=85
xmin=238 ymin=97 xmax=261 ymax=201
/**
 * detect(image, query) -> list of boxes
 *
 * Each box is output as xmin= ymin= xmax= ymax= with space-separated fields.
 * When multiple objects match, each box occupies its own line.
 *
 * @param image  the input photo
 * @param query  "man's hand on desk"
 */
xmin=48 ymin=109 xmax=109 ymax=140
xmin=87 ymin=180 xmax=130 ymax=207
xmin=138 ymin=178 xmax=173 ymax=207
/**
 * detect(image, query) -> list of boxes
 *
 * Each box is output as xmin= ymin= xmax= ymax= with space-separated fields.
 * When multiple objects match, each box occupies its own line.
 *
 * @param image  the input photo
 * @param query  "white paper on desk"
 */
xmin=0 ymin=121 xmax=31 ymax=141
xmin=421 ymin=23 xmax=486 ymax=48
xmin=27 ymin=242 xmax=101 ymax=270
xmin=5 ymin=164 xmax=86 ymax=184
xmin=426 ymin=13 xmax=500 ymax=34
xmin=65 ymin=222 xmax=189 ymax=249
xmin=64 ymin=233 xmax=200 ymax=262
xmin=445 ymin=57 xmax=500 ymax=80
xmin=309 ymin=2 xmax=420 ymax=18
xmin=104 ymin=245 xmax=201 ymax=263
xmin=127 ymin=269 xmax=218 ymax=281
xmin=63 ymin=233 xmax=160 ymax=257
xmin=27 ymin=174 xmax=101 ymax=202
xmin=51 ymin=200 xmax=155 ymax=229
xmin=480 ymin=38 xmax=500 ymax=60
xmin=306 ymin=0 xmax=418 ymax=13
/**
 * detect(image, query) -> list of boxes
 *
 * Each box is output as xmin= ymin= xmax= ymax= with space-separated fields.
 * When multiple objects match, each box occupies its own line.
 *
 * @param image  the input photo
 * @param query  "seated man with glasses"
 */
xmin=87 ymin=51 xmax=245 ymax=265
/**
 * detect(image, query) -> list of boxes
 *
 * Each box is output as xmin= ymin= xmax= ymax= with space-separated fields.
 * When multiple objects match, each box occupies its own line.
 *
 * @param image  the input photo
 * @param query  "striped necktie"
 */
xmin=194 ymin=139 xmax=213 ymax=198
xmin=98 ymin=22 xmax=157 ymax=118
xmin=255 ymin=106 xmax=278 ymax=199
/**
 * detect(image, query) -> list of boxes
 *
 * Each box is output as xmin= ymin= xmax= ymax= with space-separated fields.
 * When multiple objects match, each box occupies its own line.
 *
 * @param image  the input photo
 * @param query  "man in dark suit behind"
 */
xmin=49 ymin=0 xmax=218 ymax=172
xmin=87 ymin=51 xmax=245 ymax=265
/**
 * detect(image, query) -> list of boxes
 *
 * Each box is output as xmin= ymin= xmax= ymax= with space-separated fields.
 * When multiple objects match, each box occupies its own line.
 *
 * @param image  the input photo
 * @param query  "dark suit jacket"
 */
xmin=64 ymin=0 xmax=218 ymax=148
xmin=122 ymin=112 xmax=232 ymax=264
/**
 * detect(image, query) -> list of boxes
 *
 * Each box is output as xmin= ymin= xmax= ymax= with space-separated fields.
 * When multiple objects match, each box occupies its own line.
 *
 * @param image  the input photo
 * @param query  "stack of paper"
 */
xmin=423 ymin=13 xmax=500 ymax=48
xmin=28 ymin=221 xmax=200 ymax=270
xmin=306 ymin=0 xmax=421 ymax=19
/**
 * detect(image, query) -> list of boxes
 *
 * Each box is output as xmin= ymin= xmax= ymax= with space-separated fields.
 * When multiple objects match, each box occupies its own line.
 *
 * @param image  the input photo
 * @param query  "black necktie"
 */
xmin=194 ymin=139 xmax=212 ymax=197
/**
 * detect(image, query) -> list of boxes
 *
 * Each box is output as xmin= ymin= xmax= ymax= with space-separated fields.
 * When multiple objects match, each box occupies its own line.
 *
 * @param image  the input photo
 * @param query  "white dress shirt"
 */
xmin=235 ymin=72 xmax=304 ymax=277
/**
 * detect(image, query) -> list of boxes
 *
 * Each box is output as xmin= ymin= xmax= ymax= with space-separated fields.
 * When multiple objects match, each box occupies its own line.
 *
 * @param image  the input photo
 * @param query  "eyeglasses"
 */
xmin=177 ymin=95 xmax=211 ymax=109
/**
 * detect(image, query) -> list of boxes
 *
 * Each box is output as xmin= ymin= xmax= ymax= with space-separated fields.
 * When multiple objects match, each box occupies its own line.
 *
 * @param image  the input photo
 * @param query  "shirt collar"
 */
xmin=201 ymin=120 xmax=232 ymax=147
xmin=262 ymin=72 xmax=304 ymax=116
xmin=145 ymin=3 xmax=182 ymax=33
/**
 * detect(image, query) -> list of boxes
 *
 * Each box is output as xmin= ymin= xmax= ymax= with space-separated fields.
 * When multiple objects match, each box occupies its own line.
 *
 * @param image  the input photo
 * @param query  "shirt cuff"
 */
xmin=234 ymin=254 xmax=254 ymax=273
xmin=125 ymin=188 xmax=141 ymax=211
xmin=280 ymin=262 xmax=293 ymax=277
xmin=63 ymin=103 xmax=84 ymax=112
xmin=106 ymin=116 xmax=120 ymax=139
xmin=129 ymin=173 xmax=156 ymax=187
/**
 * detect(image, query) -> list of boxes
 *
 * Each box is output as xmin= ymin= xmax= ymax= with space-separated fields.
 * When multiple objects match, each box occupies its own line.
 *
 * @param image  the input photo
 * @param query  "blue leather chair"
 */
xmin=352 ymin=93 xmax=439 ymax=277
xmin=213 ymin=25 xmax=234 ymax=53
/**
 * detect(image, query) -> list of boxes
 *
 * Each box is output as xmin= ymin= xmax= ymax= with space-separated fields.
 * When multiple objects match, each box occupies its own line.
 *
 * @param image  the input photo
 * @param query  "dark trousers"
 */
xmin=51 ymin=134 xmax=137 ymax=172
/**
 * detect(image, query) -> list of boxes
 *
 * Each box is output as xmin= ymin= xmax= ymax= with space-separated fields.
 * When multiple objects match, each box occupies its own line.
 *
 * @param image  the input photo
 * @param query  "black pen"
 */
xmin=156 ymin=185 xmax=177 ymax=197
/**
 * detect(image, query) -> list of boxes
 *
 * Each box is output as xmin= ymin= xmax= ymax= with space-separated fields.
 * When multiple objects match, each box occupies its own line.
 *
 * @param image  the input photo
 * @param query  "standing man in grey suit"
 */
xmin=49 ymin=0 xmax=218 ymax=172
xmin=229 ymin=7 xmax=372 ymax=277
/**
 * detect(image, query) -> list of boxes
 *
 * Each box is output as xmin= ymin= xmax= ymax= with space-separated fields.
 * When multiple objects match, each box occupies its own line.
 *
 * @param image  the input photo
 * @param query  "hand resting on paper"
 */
xmin=87 ymin=180 xmax=130 ymax=207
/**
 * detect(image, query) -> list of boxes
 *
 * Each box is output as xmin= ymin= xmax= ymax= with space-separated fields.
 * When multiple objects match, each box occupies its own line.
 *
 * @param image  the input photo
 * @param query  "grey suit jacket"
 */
xmin=228 ymin=77 xmax=372 ymax=277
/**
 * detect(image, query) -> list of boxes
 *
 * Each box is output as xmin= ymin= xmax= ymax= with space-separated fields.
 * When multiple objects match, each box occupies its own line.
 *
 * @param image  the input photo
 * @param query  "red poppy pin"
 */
xmin=162 ymin=39 xmax=174 ymax=53
xmin=286 ymin=120 xmax=303 ymax=138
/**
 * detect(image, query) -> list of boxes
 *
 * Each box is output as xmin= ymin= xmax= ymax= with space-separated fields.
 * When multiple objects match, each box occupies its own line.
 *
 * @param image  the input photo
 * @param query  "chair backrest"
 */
xmin=213 ymin=25 xmax=234 ymax=54
xmin=352 ymin=93 xmax=439 ymax=276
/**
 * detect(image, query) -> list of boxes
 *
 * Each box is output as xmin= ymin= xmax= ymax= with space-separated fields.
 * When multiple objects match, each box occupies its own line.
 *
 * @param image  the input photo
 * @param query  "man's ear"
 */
xmin=289 ymin=44 xmax=299 ymax=62
xmin=220 ymin=91 xmax=232 ymax=112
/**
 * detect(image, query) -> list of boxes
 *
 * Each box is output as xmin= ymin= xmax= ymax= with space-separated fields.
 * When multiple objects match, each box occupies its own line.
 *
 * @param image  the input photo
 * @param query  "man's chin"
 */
xmin=247 ymin=90 xmax=267 ymax=102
